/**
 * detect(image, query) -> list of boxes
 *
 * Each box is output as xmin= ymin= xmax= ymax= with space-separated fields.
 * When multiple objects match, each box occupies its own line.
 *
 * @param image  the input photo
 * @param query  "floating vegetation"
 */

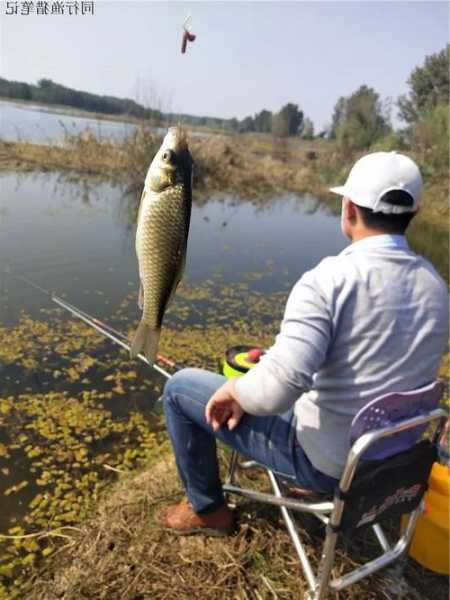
xmin=0 ymin=276 xmax=290 ymax=597
xmin=0 ymin=271 xmax=448 ymax=598
xmin=0 ymin=383 xmax=168 ymax=596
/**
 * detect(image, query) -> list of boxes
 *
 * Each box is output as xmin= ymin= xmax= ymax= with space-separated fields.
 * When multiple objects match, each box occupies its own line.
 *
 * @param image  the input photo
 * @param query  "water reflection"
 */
xmin=0 ymin=172 xmax=346 ymax=327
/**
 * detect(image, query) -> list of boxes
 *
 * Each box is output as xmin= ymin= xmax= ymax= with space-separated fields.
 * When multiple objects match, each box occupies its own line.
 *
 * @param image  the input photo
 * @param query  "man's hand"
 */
xmin=205 ymin=378 xmax=244 ymax=432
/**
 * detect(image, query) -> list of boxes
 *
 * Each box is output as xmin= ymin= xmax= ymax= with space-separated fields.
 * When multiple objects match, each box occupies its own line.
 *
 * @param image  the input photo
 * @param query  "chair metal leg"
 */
xmin=372 ymin=523 xmax=391 ymax=552
xmin=329 ymin=505 xmax=422 ymax=591
xmin=225 ymin=449 xmax=239 ymax=485
xmin=267 ymin=470 xmax=317 ymax=593
xmin=223 ymin=482 xmax=334 ymax=514
xmin=314 ymin=526 xmax=339 ymax=600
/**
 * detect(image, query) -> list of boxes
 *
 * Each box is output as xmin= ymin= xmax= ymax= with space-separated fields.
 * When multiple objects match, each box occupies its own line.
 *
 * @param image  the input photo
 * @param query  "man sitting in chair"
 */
xmin=155 ymin=152 xmax=448 ymax=536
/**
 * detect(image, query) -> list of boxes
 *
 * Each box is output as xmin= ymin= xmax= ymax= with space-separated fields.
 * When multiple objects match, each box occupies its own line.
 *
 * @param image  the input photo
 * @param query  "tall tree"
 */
xmin=398 ymin=45 xmax=449 ymax=125
xmin=272 ymin=103 xmax=304 ymax=137
xmin=228 ymin=117 xmax=239 ymax=131
xmin=271 ymin=113 xmax=289 ymax=137
xmin=330 ymin=97 xmax=346 ymax=139
xmin=333 ymin=85 xmax=390 ymax=153
xmin=238 ymin=116 xmax=255 ymax=133
xmin=253 ymin=109 xmax=272 ymax=133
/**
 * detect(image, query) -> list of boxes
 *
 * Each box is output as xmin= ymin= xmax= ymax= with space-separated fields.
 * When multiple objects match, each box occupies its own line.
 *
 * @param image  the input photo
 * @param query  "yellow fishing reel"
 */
xmin=222 ymin=345 xmax=265 ymax=379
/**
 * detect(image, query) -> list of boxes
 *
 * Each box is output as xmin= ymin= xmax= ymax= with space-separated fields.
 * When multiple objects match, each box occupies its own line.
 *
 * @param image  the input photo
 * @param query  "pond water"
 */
xmin=0 ymin=100 xmax=138 ymax=144
xmin=0 ymin=172 xmax=347 ymax=325
xmin=0 ymin=172 xmax=346 ymax=568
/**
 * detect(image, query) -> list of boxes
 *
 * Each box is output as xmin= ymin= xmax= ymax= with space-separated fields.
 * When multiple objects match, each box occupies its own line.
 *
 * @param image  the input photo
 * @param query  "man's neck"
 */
xmin=349 ymin=229 xmax=394 ymax=243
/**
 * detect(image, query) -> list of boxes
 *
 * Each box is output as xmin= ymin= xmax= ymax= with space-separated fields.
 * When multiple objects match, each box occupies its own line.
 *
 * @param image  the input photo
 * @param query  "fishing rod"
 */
xmin=6 ymin=271 xmax=178 ymax=380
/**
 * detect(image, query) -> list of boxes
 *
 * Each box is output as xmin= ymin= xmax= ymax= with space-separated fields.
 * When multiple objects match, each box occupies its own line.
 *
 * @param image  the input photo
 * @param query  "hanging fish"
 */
xmin=181 ymin=15 xmax=196 ymax=54
xmin=131 ymin=126 xmax=193 ymax=364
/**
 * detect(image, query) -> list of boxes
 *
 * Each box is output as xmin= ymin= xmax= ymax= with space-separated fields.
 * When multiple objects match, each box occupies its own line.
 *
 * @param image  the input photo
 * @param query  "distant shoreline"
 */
xmin=0 ymin=97 xmax=225 ymax=136
xmin=0 ymin=96 xmax=146 ymax=126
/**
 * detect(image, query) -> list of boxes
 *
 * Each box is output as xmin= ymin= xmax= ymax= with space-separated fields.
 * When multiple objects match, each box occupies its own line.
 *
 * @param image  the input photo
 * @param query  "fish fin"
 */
xmin=136 ymin=189 xmax=146 ymax=225
xmin=138 ymin=282 xmax=144 ymax=310
xmin=166 ymin=258 xmax=185 ymax=308
xmin=130 ymin=321 xmax=160 ymax=365
xmin=166 ymin=241 xmax=187 ymax=308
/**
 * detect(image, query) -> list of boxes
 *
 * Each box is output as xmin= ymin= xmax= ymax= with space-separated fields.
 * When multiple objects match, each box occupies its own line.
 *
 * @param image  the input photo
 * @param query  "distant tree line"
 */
xmin=328 ymin=44 xmax=448 ymax=158
xmin=166 ymin=112 xmax=237 ymax=131
xmin=0 ymin=77 xmax=313 ymax=137
xmin=232 ymin=103 xmax=311 ymax=138
xmin=0 ymin=77 xmax=163 ymax=120
xmin=1 ymin=44 xmax=447 ymax=156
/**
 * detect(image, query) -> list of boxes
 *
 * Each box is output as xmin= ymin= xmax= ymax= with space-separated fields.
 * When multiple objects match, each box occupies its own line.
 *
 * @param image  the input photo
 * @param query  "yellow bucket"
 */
xmin=407 ymin=462 xmax=450 ymax=574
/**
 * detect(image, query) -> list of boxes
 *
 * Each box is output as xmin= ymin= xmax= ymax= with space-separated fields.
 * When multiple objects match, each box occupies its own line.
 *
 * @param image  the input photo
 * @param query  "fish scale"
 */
xmin=138 ymin=184 xmax=188 ymax=326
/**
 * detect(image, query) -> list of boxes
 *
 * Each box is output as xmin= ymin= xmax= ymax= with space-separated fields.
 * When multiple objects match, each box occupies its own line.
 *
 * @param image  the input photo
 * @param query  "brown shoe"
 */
xmin=154 ymin=499 xmax=234 ymax=537
xmin=282 ymin=481 xmax=331 ymax=501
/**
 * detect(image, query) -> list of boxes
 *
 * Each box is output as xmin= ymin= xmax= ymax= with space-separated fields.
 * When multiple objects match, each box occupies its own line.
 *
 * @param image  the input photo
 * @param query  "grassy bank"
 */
xmin=0 ymin=129 xmax=314 ymax=200
xmin=27 ymin=454 xmax=449 ymax=600
xmin=0 ymin=125 xmax=446 ymax=206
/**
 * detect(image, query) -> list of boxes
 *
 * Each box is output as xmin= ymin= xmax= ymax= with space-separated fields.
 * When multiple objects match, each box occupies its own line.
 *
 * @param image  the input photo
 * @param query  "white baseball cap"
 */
xmin=329 ymin=151 xmax=423 ymax=214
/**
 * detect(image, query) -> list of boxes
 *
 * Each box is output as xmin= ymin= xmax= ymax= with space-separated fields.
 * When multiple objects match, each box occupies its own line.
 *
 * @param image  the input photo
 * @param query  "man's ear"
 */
xmin=346 ymin=199 xmax=358 ymax=223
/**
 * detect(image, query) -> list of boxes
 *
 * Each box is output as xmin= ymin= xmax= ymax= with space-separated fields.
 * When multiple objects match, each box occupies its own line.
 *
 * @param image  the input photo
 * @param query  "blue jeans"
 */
xmin=163 ymin=368 xmax=338 ymax=514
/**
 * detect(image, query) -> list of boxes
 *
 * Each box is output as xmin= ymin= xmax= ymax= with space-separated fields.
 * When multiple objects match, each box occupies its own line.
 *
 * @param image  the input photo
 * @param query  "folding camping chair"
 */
xmin=223 ymin=380 xmax=446 ymax=600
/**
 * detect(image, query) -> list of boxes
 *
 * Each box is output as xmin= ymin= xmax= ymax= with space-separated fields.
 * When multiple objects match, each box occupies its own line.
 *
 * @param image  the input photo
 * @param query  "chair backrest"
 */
xmin=350 ymin=380 xmax=444 ymax=461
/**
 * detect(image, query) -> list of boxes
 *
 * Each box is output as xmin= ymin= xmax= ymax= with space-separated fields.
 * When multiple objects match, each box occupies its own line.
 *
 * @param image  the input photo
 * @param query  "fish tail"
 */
xmin=130 ymin=320 xmax=161 ymax=365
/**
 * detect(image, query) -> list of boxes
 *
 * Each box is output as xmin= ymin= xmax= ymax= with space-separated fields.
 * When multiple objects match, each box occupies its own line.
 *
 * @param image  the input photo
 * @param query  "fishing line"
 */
xmin=6 ymin=270 xmax=175 ymax=380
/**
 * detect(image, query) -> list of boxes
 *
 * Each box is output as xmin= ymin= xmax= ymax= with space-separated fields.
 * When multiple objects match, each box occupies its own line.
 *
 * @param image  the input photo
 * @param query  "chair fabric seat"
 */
xmin=338 ymin=439 xmax=436 ymax=533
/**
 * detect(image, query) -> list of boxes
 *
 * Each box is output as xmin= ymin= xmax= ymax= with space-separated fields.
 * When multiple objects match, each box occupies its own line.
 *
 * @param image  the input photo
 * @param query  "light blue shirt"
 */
xmin=235 ymin=234 xmax=449 ymax=478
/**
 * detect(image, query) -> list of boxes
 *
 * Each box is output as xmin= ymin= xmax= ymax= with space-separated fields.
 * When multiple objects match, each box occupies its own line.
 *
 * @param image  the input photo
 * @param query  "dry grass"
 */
xmin=0 ymin=125 xmax=445 ymax=207
xmin=0 ymin=132 xmax=131 ymax=183
xmin=26 ymin=453 xmax=448 ymax=600
xmin=0 ymin=128 xmax=313 ymax=200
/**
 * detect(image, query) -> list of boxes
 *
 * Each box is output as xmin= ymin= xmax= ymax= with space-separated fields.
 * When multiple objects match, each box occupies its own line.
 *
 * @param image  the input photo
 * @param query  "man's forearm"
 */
xmin=234 ymin=355 xmax=310 ymax=416
xmin=233 ymin=270 xmax=332 ymax=416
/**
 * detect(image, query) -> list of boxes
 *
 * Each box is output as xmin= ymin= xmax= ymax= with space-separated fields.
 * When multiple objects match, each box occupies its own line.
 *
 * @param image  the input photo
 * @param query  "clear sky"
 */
xmin=1 ymin=1 xmax=448 ymax=130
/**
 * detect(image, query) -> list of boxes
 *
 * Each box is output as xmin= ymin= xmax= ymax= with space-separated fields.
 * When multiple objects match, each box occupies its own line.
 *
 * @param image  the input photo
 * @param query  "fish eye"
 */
xmin=162 ymin=149 xmax=174 ymax=163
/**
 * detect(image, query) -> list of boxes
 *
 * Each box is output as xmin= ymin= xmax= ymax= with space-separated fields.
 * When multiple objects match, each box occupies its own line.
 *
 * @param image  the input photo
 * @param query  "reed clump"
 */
xmin=0 ymin=126 xmax=311 ymax=199
xmin=1 ymin=124 xmax=446 ymax=207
